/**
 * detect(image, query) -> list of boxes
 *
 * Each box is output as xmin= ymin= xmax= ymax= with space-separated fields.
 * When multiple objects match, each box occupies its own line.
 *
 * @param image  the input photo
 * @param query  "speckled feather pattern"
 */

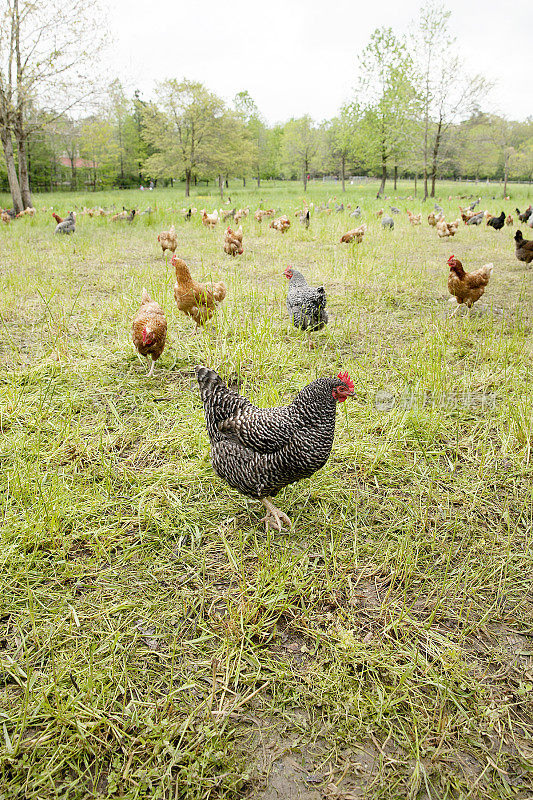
xmin=286 ymin=270 xmax=328 ymax=331
xmin=196 ymin=367 xmax=345 ymax=499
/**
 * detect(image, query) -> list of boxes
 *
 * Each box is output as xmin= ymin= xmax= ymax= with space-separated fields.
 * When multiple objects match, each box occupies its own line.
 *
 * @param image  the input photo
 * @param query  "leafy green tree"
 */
xmin=354 ymin=28 xmax=417 ymax=197
xmin=234 ymin=91 xmax=269 ymax=187
xmin=280 ymin=116 xmax=319 ymax=191
xmin=142 ymin=79 xmax=224 ymax=196
xmin=80 ymin=118 xmax=118 ymax=190
xmin=326 ymin=105 xmax=359 ymax=192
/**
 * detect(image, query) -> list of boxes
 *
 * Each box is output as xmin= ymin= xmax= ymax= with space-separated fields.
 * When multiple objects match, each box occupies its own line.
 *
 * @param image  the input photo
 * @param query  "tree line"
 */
xmin=1 ymin=2 xmax=531 ymax=212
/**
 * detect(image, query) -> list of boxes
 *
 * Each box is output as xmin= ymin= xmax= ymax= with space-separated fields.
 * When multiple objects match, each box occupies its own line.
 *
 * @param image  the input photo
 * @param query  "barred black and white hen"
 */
xmin=54 ymin=211 xmax=75 ymax=234
xmin=283 ymin=267 xmax=328 ymax=347
xmin=196 ymin=367 xmax=354 ymax=531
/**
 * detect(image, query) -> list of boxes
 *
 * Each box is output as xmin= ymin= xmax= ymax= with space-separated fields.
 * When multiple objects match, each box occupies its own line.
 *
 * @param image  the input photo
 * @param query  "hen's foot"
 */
xmin=146 ymin=359 xmax=155 ymax=377
xmin=260 ymin=497 xmax=292 ymax=531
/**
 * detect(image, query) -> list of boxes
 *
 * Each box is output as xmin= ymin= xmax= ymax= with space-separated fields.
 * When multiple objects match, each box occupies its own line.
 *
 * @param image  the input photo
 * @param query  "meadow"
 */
xmin=1 ymin=179 xmax=532 ymax=800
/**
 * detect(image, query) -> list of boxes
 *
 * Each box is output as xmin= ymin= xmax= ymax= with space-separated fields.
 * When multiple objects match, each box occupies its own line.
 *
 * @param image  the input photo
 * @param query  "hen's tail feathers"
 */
xmin=141 ymin=287 xmax=151 ymax=304
xmin=213 ymin=282 xmax=227 ymax=302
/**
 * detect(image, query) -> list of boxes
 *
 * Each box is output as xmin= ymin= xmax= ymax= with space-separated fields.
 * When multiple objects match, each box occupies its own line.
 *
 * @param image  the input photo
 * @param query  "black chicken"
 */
xmin=196 ymin=367 xmax=354 ymax=530
xmin=284 ymin=268 xmax=328 ymax=346
xmin=487 ymin=211 xmax=505 ymax=230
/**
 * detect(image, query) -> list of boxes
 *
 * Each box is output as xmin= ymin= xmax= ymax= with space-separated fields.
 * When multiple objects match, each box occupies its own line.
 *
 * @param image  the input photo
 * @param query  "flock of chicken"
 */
xmin=2 ymin=193 xmax=531 ymax=530
xmin=126 ymin=197 xmax=532 ymax=529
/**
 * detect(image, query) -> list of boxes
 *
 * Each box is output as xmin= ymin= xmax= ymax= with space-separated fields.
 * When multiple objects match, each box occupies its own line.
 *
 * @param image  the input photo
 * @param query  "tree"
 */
xmin=354 ymin=28 xmax=417 ymax=197
xmin=455 ymin=111 xmax=496 ymax=183
xmin=412 ymin=4 xmax=488 ymax=199
xmin=234 ymin=90 xmax=269 ymax=187
xmin=280 ymin=116 xmax=319 ymax=191
xmin=142 ymin=79 xmax=225 ymax=196
xmin=79 ymin=117 xmax=117 ymax=190
xmin=327 ymin=106 xmax=358 ymax=192
xmin=0 ymin=0 xmax=104 ymax=210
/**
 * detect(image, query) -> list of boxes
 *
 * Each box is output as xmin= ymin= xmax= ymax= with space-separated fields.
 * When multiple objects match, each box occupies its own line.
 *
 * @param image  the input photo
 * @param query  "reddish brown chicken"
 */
xmin=132 ymin=289 xmax=167 ymax=376
xmin=172 ymin=256 xmax=226 ymax=332
xmin=447 ymin=256 xmax=493 ymax=315
xmin=223 ymin=226 xmax=243 ymax=256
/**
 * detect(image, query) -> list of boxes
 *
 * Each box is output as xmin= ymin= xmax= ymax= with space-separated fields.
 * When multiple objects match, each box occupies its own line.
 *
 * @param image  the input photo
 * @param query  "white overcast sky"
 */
xmin=106 ymin=0 xmax=531 ymax=124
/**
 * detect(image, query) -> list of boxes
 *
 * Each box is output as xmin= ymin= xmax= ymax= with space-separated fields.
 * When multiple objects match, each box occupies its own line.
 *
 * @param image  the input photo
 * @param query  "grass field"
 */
xmin=1 ymin=179 xmax=532 ymax=799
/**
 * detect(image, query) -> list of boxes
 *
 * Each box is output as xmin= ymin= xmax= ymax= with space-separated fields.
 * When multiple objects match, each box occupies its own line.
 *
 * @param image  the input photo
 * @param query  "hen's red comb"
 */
xmin=447 ymin=254 xmax=455 ymax=263
xmin=338 ymin=371 xmax=354 ymax=390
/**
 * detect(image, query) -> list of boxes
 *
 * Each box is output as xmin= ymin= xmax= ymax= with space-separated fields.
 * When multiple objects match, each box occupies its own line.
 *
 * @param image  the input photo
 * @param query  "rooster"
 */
xmin=447 ymin=256 xmax=493 ymax=315
xmin=52 ymin=212 xmax=64 ymax=225
xmin=131 ymin=289 xmax=167 ymax=376
xmin=196 ymin=367 xmax=354 ymax=530
xmin=172 ymin=255 xmax=226 ymax=332
xmin=284 ymin=267 xmax=328 ymax=347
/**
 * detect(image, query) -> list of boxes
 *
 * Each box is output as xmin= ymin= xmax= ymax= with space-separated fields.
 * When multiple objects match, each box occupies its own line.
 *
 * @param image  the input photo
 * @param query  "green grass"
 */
xmin=1 ymin=179 xmax=532 ymax=799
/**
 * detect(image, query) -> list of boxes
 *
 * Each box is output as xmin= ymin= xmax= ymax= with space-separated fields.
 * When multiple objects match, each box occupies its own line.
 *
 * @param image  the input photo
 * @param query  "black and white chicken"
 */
xmin=54 ymin=211 xmax=75 ymax=234
xmin=196 ymin=367 xmax=354 ymax=530
xmin=283 ymin=267 xmax=328 ymax=347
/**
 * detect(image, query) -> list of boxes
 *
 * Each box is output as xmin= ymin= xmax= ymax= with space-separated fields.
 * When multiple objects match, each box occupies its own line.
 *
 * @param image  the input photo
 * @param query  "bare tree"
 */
xmin=0 ymin=0 xmax=105 ymax=210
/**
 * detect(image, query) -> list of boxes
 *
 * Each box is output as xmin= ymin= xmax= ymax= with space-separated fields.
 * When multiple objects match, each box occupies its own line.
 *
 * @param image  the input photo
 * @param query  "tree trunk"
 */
xmin=257 ymin=175 xmax=260 ymax=188
xmin=414 ymin=174 xmax=417 ymax=197
xmin=430 ymin=118 xmax=443 ymax=198
xmin=69 ymin=156 xmax=77 ymax=191
xmin=393 ymin=165 xmax=398 ymax=191
xmin=243 ymin=177 xmax=246 ymax=187
xmin=503 ymin=155 xmax=509 ymax=198
xmin=185 ymin=169 xmax=191 ymax=197
xmin=219 ymin=174 xmax=223 ymax=199
xmin=15 ymin=122 xmax=33 ymax=208
xmin=376 ymin=161 xmax=387 ymax=198
xmin=225 ymin=177 xmax=228 ymax=188
xmin=341 ymin=154 xmax=345 ymax=193
xmin=0 ymin=127 xmax=23 ymax=212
